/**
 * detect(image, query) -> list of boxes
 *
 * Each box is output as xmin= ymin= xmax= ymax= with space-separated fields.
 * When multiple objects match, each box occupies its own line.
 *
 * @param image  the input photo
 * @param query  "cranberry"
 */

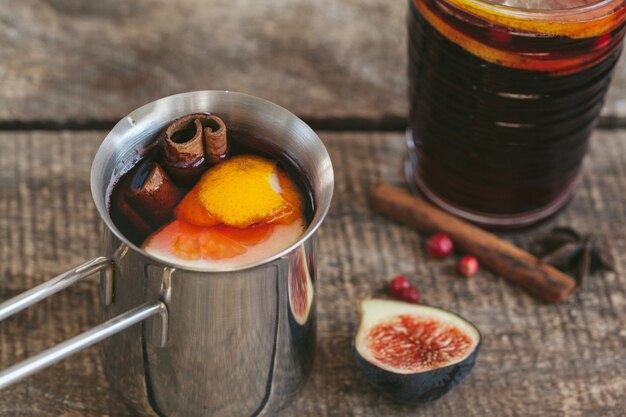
xmin=426 ymin=233 xmax=454 ymax=258
xmin=398 ymin=286 xmax=421 ymax=304
xmin=389 ymin=275 xmax=411 ymax=297
xmin=458 ymin=255 xmax=479 ymax=278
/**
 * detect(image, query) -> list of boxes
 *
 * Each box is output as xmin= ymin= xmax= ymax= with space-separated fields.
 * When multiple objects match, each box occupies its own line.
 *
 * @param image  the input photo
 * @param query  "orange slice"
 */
xmin=445 ymin=0 xmax=626 ymax=39
xmin=175 ymin=187 xmax=220 ymax=227
xmin=212 ymin=223 xmax=274 ymax=246
xmin=196 ymin=155 xmax=300 ymax=228
xmin=413 ymin=0 xmax=626 ymax=74
xmin=272 ymin=170 xmax=304 ymax=225
xmin=144 ymin=220 xmax=247 ymax=260
xmin=144 ymin=153 xmax=307 ymax=263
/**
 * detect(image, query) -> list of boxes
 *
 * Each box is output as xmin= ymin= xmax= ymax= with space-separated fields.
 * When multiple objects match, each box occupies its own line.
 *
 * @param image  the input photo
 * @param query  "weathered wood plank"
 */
xmin=0 ymin=130 xmax=625 ymax=416
xmin=0 ymin=0 xmax=624 ymax=123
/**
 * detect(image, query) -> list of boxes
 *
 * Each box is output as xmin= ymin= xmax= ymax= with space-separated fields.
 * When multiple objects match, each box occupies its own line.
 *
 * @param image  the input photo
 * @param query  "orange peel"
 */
xmin=413 ymin=0 xmax=626 ymax=74
xmin=195 ymin=154 xmax=302 ymax=228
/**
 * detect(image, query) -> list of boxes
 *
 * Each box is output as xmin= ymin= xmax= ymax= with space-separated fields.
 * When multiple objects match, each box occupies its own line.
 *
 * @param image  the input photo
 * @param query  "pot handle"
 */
xmin=0 ymin=257 xmax=169 ymax=390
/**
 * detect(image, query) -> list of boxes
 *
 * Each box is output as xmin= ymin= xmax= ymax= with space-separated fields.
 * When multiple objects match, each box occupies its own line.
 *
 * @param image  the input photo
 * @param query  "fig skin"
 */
xmin=354 ymin=299 xmax=481 ymax=405
xmin=355 ymin=344 xmax=480 ymax=404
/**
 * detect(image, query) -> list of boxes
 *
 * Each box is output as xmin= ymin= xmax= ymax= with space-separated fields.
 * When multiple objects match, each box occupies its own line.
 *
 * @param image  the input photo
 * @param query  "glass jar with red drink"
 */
xmin=406 ymin=0 xmax=626 ymax=229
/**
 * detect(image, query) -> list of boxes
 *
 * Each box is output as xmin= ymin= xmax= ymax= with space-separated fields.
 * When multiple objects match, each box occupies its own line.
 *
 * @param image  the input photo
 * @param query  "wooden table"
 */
xmin=1 ymin=1 xmax=625 ymax=416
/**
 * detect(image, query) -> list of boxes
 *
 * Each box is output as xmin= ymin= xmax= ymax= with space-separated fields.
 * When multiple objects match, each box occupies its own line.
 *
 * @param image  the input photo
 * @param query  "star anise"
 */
xmin=530 ymin=227 xmax=615 ymax=287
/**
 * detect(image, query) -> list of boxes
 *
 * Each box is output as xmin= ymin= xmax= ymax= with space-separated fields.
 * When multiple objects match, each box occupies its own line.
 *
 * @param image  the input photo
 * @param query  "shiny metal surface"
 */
xmin=94 ymin=91 xmax=332 ymax=417
xmin=0 ymin=257 xmax=112 ymax=321
xmin=0 ymin=91 xmax=333 ymax=417
xmin=0 ymin=301 xmax=167 ymax=390
xmin=92 ymin=91 xmax=333 ymax=272
xmin=0 ymin=254 xmax=168 ymax=389
xmin=1 ymin=91 xmax=333 ymax=416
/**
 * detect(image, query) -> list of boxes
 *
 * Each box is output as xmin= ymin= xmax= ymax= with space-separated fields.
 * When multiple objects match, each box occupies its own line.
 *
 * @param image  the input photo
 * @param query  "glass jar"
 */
xmin=406 ymin=0 xmax=626 ymax=229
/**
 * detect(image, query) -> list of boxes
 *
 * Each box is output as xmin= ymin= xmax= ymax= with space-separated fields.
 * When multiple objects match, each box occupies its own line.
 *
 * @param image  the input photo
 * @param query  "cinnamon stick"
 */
xmin=162 ymin=114 xmax=209 ymax=187
xmin=202 ymin=114 xmax=228 ymax=164
xmin=369 ymin=182 xmax=577 ymax=303
xmin=115 ymin=197 xmax=153 ymax=241
xmin=162 ymin=113 xmax=229 ymax=186
xmin=125 ymin=161 xmax=183 ymax=227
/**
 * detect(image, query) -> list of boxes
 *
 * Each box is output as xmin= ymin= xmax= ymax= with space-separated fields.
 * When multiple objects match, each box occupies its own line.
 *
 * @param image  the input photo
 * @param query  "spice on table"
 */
xmin=389 ymin=275 xmax=411 ymax=296
xmin=368 ymin=182 xmax=577 ymax=304
xmin=398 ymin=286 xmax=421 ymax=303
xmin=427 ymin=233 xmax=454 ymax=258
xmin=458 ymin=255 xmax=479 ymax=278
xmin=389 ymin=275 xmax=421 ymax=304
xmin=531 ymin=227 xmax=615 ymax=288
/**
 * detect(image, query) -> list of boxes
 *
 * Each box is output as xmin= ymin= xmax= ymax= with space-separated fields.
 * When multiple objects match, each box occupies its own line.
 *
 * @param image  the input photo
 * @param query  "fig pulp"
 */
xmin=354 ymin=299 xmax=481 ymax=404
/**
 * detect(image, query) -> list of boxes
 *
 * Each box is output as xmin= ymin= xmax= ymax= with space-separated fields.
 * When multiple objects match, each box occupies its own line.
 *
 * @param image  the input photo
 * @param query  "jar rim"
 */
xmin=445 ymin=0 xmax=623 ymax=19
xmin=432 ymin=0 xmax=626 ymax=38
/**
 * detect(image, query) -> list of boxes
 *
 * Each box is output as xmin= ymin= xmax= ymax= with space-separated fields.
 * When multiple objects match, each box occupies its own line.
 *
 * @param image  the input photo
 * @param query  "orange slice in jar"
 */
xmin=445 ymin=0 xmax=626 ymax=39
xmin=413 ymin=0 xmax=626 ymax=74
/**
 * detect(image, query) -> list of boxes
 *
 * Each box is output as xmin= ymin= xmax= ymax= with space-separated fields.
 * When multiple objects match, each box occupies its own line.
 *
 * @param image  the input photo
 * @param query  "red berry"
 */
xmin=458 ymin=255 xmax=479 ymax=277
xmin=427 ymin=233 xmax=454 ymax=258
xmin=399 ymin=286 xmax=421 ymax=304
xmin=389 ymin=275 xmax=411 ymax=297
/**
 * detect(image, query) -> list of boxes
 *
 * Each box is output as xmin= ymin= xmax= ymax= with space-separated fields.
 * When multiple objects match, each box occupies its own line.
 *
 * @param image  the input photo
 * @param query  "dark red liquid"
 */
xmin=407 ymin=0 xmax=625 ymax=225
xmin=109 ymin=128 xmax=314 ymax=246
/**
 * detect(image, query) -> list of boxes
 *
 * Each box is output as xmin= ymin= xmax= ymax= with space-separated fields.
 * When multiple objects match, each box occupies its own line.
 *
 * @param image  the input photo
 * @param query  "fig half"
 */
xmin=354 ymin=299 xmax=481 ymax=404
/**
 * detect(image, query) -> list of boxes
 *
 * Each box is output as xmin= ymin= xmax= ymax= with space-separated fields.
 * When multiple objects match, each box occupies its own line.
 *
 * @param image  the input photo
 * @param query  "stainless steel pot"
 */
xmin=0 ymin=91 xmax=334 ymax=417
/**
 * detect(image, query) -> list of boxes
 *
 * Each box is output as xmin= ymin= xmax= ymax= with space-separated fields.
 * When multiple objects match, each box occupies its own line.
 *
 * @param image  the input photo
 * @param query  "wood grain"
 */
xmin=0 ymin=131 xmax=625 ymax=416
xmin=0 ymin=0 xmax=624 ymax=124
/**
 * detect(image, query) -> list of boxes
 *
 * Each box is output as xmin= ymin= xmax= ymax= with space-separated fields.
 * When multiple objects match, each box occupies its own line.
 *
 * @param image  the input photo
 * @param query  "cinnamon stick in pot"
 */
xmin=162 ymin=114 xmax=207 ymax=187
xmin=114 ymin=198 xmax=153 ymax=242
xmin=369 ymin=182 xmax=577 ymax=303
xmin=125 ymin=161 xmax=183 ymax=227
xmin=202 ymin=114 xmax=229 ymax=165
xmin=162 ymin=113 xmax=229 ymax=187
